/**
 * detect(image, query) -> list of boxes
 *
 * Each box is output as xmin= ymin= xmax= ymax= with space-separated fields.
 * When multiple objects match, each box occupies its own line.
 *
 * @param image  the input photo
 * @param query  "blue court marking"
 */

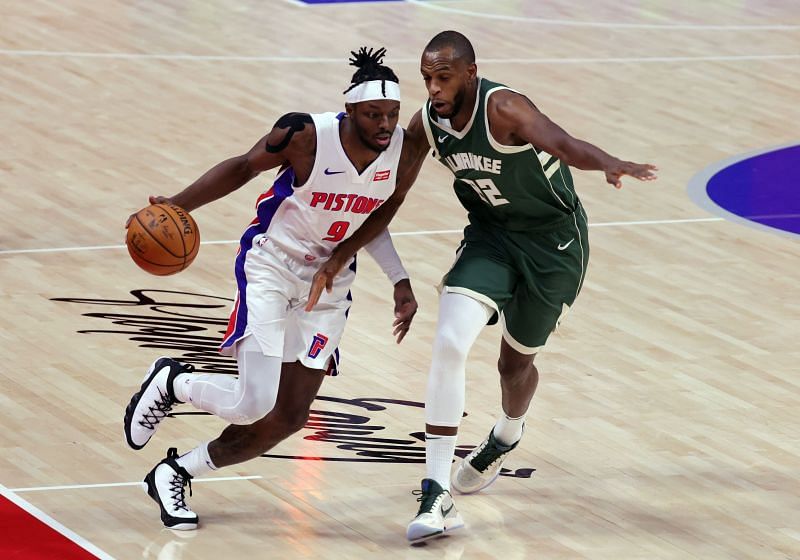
xmin=687 ymin=143 xmax=800 ymax=239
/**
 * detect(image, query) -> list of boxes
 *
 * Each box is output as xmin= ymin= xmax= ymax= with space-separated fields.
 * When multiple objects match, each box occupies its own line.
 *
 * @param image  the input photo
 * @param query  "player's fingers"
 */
xmin=395 ymin=325 xmax=410 ymax=343
xmin=305 ymin=277 xmax=325 ymax=311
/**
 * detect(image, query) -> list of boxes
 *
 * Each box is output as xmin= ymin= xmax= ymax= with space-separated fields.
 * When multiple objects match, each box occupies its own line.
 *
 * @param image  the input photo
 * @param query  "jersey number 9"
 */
xmin=323 ymin=220 xmax=350 ymax=242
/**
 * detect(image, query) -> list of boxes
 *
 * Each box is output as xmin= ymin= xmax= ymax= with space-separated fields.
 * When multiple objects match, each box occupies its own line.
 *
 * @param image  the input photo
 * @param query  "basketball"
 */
xmin=126 ymin=203 xmax=200 ymax=275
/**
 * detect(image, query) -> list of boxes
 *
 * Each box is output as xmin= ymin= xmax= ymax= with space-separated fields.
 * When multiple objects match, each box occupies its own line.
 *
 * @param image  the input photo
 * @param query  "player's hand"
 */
xmin=125 ymin=195 xmax=172 ymax=228
xmin=392 ymin=278 xmax=418 ymax=344
xmin=306 ymin=251 xmax=349 ymax=311
xmin=605 ymin=162 xmax=658 ymax=189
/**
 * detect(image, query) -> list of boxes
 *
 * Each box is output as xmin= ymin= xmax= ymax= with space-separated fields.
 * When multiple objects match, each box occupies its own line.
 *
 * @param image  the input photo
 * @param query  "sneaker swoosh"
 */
xmin=324 ymin=168 xmax=345 ymax=175
xmin=557 ymin=238 xmax=575 ymax=251
xmin=441 ymin=503 xmax=454 ymax=516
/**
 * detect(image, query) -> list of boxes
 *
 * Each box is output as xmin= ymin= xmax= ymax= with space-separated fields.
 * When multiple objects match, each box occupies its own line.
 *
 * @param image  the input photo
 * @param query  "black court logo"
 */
xmin=52 ymin=289 xmax=535 ymax=478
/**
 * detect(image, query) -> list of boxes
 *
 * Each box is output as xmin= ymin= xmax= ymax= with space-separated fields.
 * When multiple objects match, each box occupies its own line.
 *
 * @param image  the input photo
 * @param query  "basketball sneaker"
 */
xmin=452 ymin=429 xmax=520 ymax=494
xmin=406 ymin=479 xmax=464 ymax=543
xmin=124 ymin=357 xmax=193 ymax=450
xmin=142 ymin=447 xmax=198 ymax=530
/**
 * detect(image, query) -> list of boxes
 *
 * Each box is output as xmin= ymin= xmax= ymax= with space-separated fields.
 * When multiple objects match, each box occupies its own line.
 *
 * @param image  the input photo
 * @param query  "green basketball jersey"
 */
xmin=422 ymin=78 xmax=581 ymax=231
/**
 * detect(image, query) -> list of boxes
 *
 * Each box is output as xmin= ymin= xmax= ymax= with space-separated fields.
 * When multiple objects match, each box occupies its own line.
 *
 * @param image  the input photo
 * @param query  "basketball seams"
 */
xmin=133 ymin=212 xmax=183 ymax=259
xmin=157 ymin=204 xmax=189 ymax=264
xmin=127 ymin=203 xmax=199 ymax=275
xmin=126 ymin=241 xmax=183 ymax=274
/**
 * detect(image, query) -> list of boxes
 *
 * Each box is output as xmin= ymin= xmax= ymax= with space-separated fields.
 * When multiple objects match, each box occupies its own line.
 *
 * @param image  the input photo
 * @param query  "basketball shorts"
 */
xmin=441 ymin=205 xmax=590 ymax=354
xmin=220 ymin=233 xmax=354 ymax=374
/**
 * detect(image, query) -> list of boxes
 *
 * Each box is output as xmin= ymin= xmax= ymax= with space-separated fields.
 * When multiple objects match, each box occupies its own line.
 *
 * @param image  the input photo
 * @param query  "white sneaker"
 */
xmin=142 ymin=448 xmax=198 ymax=530
xmin=124 ymin=357 xmax=192 ymax=450
xmin=406 ymin=479 xmax=464 ymax=543
xmin=452 ymin=429 xmax=519 ymax=494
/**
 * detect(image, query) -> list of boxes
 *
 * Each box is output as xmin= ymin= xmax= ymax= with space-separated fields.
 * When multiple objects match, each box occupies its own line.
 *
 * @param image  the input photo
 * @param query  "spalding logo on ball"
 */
xmin=126 ymin=203 xmax=200 ymax=275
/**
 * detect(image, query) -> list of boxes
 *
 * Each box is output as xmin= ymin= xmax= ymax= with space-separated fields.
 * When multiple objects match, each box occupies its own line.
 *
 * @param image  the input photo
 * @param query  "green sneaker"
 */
xmin=452 ymin=429 xmax=520 ymax=494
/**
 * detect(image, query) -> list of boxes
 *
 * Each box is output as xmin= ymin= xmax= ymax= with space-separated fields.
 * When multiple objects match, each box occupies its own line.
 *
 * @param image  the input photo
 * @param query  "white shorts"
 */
xmin=220 ymin=233 xmax=355 ymax=374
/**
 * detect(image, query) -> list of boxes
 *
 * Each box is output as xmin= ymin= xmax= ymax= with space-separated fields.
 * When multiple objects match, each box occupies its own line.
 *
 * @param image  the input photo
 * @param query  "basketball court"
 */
xmin=1 ymin=1 xmax=798 ymax=558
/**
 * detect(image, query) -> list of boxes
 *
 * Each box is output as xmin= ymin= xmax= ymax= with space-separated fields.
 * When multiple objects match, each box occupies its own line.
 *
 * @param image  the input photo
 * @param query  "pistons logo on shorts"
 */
xmin=308 ymin=333 xmax=329 ymax=359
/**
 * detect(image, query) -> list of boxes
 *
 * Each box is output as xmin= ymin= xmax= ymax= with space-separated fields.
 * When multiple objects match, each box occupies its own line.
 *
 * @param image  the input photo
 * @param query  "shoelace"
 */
xmin=412 ymin=488 xmax=441 ymax=515
xmin=169 ymin=472 xmax=192 ymax=512
xmin=138 ymin=363 xmax=194 ymax=429
xmin=470 ymin=439 xmax=510 ymax=473
xmin=139 ymin=387 xmax=176 ymax=429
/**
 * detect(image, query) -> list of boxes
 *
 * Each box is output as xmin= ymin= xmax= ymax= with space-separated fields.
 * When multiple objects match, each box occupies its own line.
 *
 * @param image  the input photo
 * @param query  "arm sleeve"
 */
xmin=363 ymin=229 xmax=409 ymax=286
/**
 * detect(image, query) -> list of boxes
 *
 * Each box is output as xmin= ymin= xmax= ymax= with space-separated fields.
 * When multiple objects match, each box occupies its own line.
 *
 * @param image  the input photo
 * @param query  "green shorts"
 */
xmin=441 ymin=206 xmax=590 ymax=354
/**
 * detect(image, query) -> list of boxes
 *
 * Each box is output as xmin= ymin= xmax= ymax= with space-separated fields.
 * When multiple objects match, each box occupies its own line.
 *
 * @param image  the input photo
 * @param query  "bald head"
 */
xmin=424 ymin=30 xmax=475 ymax=64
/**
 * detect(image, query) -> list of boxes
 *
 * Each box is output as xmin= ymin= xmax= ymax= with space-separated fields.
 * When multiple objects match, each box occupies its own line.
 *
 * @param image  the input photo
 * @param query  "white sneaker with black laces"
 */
xmin=124 ymin=357 xmax=193 ymax=450
xmin=452 ymin=429 xmax=520 ymax=494
xmin=142 ymin=447 xmax=198 ymax=530
xmin=406 ymin=479 xmax=464 ymax=543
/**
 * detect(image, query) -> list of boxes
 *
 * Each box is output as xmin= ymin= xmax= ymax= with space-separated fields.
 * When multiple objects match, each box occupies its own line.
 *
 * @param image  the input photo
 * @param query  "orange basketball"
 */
xmin=126 ymin=203 xmax=200 ymax=276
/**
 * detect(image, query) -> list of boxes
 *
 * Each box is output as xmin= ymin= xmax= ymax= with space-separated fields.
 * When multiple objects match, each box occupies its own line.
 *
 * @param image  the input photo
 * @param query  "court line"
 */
xmin=1 ymin=49 xmax=799 ymax=64
xmin=0 ymin=217 xmax=726 ymax=255
xmin=0 ymin=217 xmax=727 ymax=256
xmin=407 ymin=0 xmax=800 ymax=31
xmin=10 ymin=475 xmax=263 ymax=493
xmin=0 ymin=482 xmax=115 ymax=559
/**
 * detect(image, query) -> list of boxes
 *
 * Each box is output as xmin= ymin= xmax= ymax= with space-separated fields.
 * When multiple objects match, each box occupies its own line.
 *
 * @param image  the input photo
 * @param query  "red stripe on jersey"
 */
xmin=221 ymin=292 xmax=241 ymax=345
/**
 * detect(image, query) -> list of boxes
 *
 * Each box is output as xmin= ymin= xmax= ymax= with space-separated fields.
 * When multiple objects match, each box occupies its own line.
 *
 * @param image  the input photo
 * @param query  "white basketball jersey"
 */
xmin=247 ymin=111 xmax=403 ymax=264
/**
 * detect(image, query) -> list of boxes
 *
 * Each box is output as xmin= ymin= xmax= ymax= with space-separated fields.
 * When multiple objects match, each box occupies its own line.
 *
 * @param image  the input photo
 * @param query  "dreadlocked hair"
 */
xmin=343 ymin=46 xmax=399 ymax=97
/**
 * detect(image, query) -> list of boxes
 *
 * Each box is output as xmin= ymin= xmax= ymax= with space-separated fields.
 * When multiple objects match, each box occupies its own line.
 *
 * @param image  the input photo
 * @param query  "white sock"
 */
xmin=173 ymin=372 xmax=201 ymax=403
xmin=426 ymin=434 xmax=457 ymax=490
xmin=176 ymin=442 xmax=218 ymax=478
xmin=493 ymin=413 xmax=525 ymax=447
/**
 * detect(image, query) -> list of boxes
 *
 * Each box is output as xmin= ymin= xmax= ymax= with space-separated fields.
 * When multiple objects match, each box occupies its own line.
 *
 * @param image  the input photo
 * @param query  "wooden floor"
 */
xmin=2 ymin=1 xmax=799 ymax=558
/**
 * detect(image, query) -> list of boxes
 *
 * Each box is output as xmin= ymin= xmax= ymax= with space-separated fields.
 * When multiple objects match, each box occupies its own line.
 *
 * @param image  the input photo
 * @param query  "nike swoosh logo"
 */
xmin=438 ymin=135 xmax=448 ymax=143
xmin=441 ymin=504 xmax=454 ymax=517
xmin=324 ymin=168 xmax=345 ymax=175
xmin=557 ymin=239 xmax=575 ymax=251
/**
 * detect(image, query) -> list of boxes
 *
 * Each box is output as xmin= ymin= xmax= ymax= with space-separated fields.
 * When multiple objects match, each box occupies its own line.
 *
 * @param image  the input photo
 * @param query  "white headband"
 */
xmin=344 ymin=80 xmax=401 ymax=104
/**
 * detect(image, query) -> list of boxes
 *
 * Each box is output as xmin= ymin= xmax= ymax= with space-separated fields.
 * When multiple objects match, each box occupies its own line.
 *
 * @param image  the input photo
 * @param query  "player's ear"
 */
xmin=466 ymin=62 xmax=478 ymax=83
xmin=344 ymin=102 xmax=355 ymax=118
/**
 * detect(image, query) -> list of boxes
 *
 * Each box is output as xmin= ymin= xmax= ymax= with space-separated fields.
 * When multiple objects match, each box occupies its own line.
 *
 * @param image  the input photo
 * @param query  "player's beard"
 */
xmin=434 ymin=86 xmax=466 ymax=120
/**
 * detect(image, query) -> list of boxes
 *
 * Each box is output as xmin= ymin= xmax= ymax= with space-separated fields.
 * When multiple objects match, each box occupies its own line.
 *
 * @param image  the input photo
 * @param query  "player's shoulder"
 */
xmin=487 ymin=86 xmax=538 ymax=127
xmin=487 ymin=87 xmax=528 ymax=111
xmin=267 ymin=112 xmax=318 ymax=155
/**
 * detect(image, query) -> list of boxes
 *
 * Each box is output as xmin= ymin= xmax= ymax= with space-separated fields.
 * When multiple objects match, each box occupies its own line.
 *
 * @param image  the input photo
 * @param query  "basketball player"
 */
xmin=307 ymin=31 xmax=658 ymax=542
xmin=123 ymin=47 xmax=425 ymax=530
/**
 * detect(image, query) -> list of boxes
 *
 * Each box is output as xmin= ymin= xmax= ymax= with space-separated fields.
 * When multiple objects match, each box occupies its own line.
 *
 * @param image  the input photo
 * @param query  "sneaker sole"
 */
xmin=407 ymin=513 xmax=465 ymax=543
xmin=452 ymin=465 xmax=502 ymax=495
xmin=123 ymin=357 xmax=171 ymax=451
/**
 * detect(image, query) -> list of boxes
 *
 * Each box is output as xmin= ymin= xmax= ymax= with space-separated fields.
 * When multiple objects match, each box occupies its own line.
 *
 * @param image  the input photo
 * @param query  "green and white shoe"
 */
xmin=452 ymin=429 xmax=520 ymax=494
xmin=406 ymin=479 xmax=464 ymax=543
